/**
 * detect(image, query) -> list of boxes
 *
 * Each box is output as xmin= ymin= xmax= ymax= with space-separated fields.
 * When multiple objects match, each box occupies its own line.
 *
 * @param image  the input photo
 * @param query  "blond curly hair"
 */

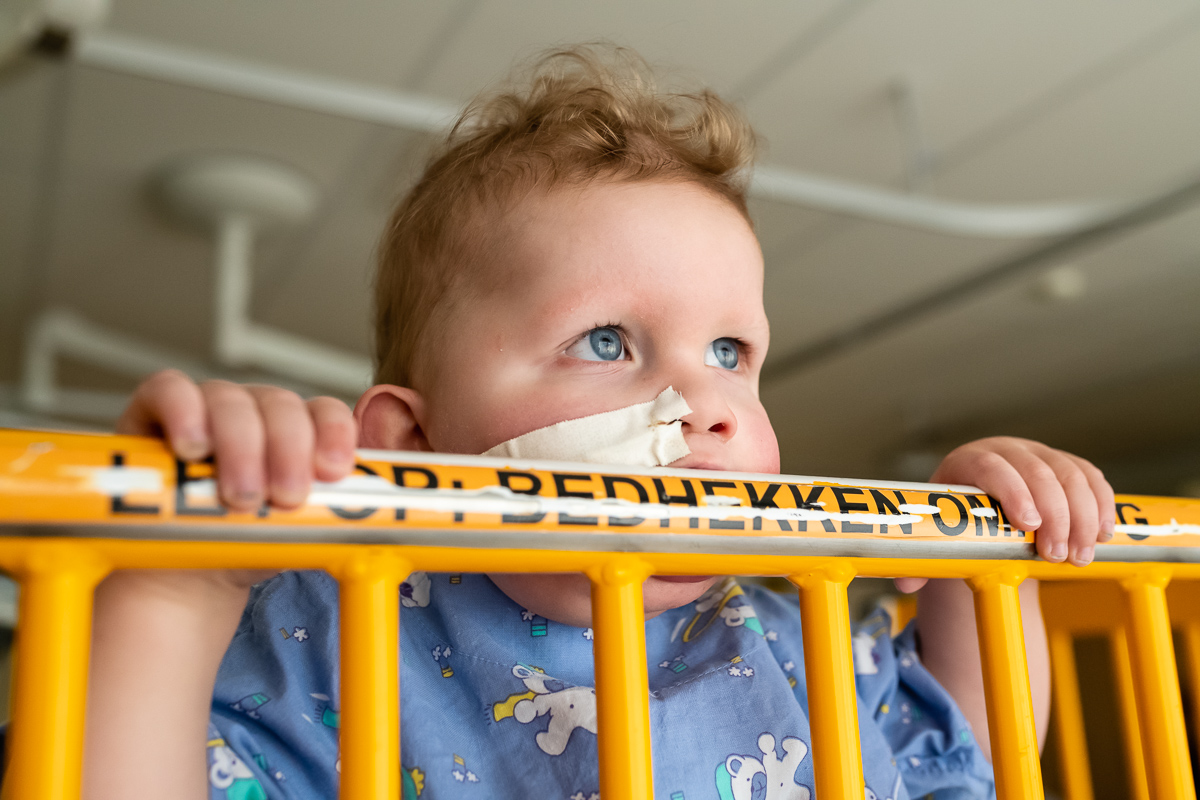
xmin=374 ymin=45 xmax=758 ymax=387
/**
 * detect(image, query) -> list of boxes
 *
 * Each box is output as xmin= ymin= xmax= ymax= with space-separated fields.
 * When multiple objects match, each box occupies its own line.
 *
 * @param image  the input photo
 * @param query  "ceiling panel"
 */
xmin=745 ymin=0 xmax=1197 ymax=188
xmin=106 ymin=1 xmax=467 ymax=88
xmin=0 ymin=59 xmax=62 ymax=377
xmin=255 ymin=199 xmax=395 ymax=357
xmin=36 ymin=160 xmax=234 ymax=354
xmin=934 ymin=21 xmax=1200 ymax=199
xmin=765 ymin=204 xmax=1200 ymax=478
xmin=967 ymin=363 xmax=1200 ymax=496
xmin=60 ymin=67 xmax=371 ymax=181
xmin=762 ymin=220 xmax=1025 ymax=359
xmin=747 ymin=196 xmax=842 ymax=261
xmin=0 ymin=59 xmax=57 ymax=166
xmin=418 ymin=0 xmax=843 ymax=101
xmin=25 ymin=65 xmax=378 ymax=362
xmin=252 ymin=125 xmax=430 ymax=359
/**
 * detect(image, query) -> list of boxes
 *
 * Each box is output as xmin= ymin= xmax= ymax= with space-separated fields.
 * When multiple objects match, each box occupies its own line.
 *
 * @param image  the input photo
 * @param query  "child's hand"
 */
xmin=118 ymin=369 xmax=358 ymax=512
xmin=89 ymin=370 xmax=358 ymax=797
xmin=895 ymin=436 xmax=1115 ymax=592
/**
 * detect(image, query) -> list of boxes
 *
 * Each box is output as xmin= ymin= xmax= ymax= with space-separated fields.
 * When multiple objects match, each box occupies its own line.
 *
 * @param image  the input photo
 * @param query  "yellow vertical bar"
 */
xmin=1110 ymin=628 xmax=1150 ymax=800
xmin=792 ymin=563 xmax=864 ymax=800
xmin=587 ymin=557 xmax=653 ymax=800
xmin=1181 ymin=622 xmax=1200 ymax=757
xmin=3 ymin=544 xmax=106 ymax=800
xmin=338 ymin=549 xmax=407 ymax=800
xmin=1121 ymin=569 xmax=1195 ymax=800
xmin=969 ymin=568 xmax=1042 ymax=800
xmin=1047 ymin=627 xmax=1093 ymax=800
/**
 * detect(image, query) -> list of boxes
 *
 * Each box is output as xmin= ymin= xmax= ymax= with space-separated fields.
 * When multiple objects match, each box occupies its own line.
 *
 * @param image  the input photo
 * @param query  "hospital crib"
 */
xmin=1 ymin=428 xmax=1199 ymax=800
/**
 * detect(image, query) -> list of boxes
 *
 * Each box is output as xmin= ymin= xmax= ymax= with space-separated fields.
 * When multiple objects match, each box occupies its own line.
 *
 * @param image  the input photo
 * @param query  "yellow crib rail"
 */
xmin=2 ymin=428 xmax=1200 ymax=800
xmin=1043 ymin=580 xmax=1200 ymax=800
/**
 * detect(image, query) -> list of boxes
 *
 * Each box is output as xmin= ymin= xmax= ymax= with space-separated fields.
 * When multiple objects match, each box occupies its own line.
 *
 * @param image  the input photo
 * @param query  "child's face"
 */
xmin=414 ymin=180 xmax=778 ymax=626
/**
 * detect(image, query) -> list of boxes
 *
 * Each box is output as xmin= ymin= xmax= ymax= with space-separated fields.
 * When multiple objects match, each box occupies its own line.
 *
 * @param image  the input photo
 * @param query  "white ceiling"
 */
xmin=2 ymin=0 xmax=1199 ymax=492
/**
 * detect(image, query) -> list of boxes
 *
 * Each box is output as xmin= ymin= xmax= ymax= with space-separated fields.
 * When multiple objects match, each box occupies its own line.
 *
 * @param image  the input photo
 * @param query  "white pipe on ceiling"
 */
xmin=75 ymin=30 xmax=459 ymax=131
xmin=74 ymin=30 xmax=1129 ymax=239
xmin=20 ymin=303 xmax=364 ymax=421
xmin=749 ymin=167 xmax=1123 ymax=239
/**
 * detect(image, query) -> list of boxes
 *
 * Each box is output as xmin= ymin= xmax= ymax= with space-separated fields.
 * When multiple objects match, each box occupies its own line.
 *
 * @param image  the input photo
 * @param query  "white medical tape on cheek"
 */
xmin=482 ymin=387 xmax=692 ymax=467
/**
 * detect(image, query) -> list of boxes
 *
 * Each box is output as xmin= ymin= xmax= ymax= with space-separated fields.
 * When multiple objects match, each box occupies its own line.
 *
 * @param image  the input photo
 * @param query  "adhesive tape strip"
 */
xmin=483 ymin=387 xmax=692 ymax=467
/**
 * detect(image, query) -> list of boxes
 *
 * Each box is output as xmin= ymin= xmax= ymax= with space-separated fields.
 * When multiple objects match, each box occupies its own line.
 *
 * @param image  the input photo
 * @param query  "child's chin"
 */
xmin=642 ymin=575 xmax=720 ymax=618
xmin=488 ymin=573 xmax=719 ymax=627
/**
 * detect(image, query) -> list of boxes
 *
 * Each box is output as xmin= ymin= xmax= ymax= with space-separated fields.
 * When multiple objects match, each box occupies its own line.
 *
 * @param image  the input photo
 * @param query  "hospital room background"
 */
xmin=3 ymin=2 xmax=1200 ymax=796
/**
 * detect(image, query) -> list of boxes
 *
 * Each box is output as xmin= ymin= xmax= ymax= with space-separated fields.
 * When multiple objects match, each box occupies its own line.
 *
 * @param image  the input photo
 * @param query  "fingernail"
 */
xmin=1049 ymin=542 xmax=1067 ymax=562
xmin=222 ymin=483 xmax=261 ymax=511
xmin=174 ymin=434 xmax=209 ymax=461
xmin=272 ymin=483 xmax=307 ymax=509
xmin=1075 ymin=546 xmax=1094 ymax=566
xmin=1023 ymin=512 xmax=1042 ymax=530
xmin=1100 ymin=519 xmax=1115 ymax=542
xmin=316 ymin=450 xmax=356 ymax=481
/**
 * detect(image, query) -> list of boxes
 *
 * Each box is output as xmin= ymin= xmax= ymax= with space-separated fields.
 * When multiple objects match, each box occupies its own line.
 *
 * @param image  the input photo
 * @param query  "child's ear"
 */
xmin=354 ymin=385 xmax=432 ymax=451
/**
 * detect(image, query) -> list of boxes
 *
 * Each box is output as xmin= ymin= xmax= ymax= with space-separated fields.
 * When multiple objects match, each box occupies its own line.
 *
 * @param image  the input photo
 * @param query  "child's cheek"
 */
xmin=739 ymin=406 xmax=780 ymax=474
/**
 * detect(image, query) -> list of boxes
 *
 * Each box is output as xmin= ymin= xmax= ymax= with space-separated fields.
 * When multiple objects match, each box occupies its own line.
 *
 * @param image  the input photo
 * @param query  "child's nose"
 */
xmin=678 ymin=386 xmax=738 ymax=443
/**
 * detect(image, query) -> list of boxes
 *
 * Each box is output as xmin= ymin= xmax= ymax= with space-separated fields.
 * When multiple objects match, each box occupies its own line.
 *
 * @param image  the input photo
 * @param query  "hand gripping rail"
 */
xmin=1 ymin=429 xmax=1200 ymax=800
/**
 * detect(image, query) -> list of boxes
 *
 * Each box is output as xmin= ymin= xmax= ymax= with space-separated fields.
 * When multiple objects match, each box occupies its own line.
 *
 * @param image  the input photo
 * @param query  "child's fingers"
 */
xmin=938 ymin=445 xmax=1042 ymax=530
xmin=117 ymin=370 xmax=211 ymax=461
xmin=1068 ymin=453 xmax=1116 ymax=543
xmin=200 ymin=380 xmax=266 ymax=512
xmin=1034 ymin=446 xmax=1100 ymax=566
xmin=893 ymin=577 xmax=927 ymax=593
xmin=308 ymin=396 xmax=357 ymax=483
xmin=249 ymin=386 xmax=316 ymax=510
xmin=988 ymin=443 xmax=1073 ymax=563
xmin=934 ymin=436 xmax=1113 ymax=566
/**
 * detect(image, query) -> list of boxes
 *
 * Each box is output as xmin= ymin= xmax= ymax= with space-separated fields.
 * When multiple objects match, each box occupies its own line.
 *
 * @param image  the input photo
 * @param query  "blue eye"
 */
xmin=568 ymin=327 xmax=625 ymax=362
xmin=705 ymin=338 xmax=739 ymax=370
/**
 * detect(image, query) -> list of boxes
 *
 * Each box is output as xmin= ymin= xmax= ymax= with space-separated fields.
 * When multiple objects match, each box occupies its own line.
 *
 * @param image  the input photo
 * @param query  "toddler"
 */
xmin=83 ymin=47 xmax=1114 ymax=799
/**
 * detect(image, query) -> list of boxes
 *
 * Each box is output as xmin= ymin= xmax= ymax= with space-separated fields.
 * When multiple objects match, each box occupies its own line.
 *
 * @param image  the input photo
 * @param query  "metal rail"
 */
xmin=2 ymin=429 xmax=1199 ymax=800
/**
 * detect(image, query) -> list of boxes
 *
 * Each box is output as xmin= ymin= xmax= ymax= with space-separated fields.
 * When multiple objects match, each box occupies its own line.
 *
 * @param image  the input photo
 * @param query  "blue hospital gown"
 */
xmin=205 ymin=571 xmax=994 ymax=799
